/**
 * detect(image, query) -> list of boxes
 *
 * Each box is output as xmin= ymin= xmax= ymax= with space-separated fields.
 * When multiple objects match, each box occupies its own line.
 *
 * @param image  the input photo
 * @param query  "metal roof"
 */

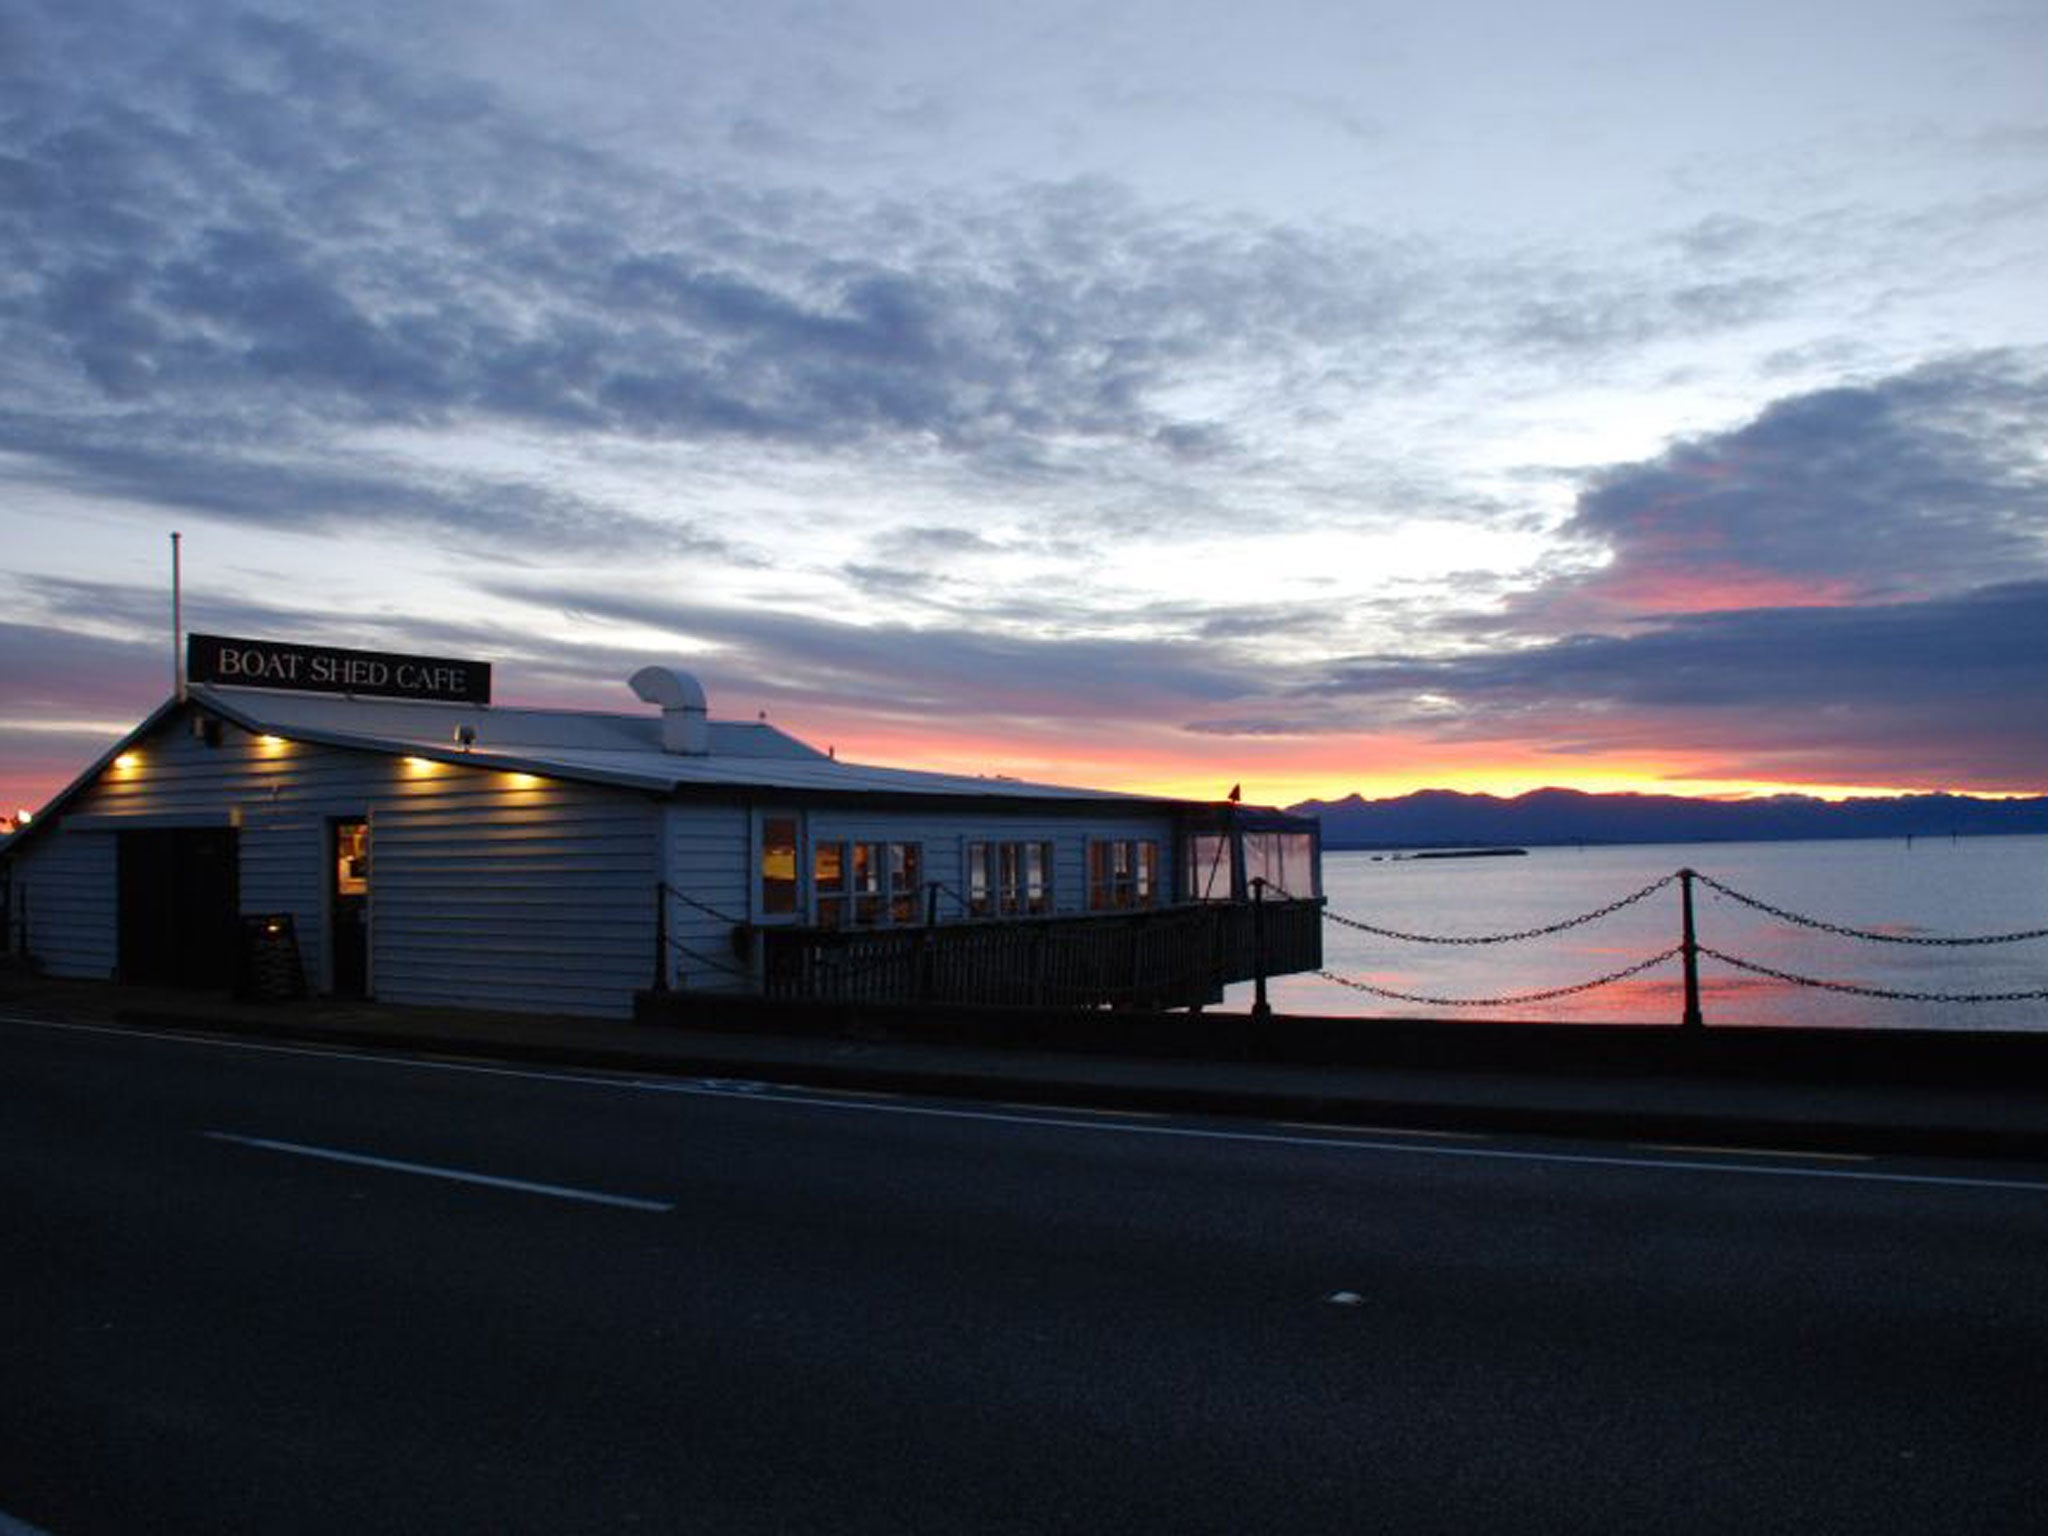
xmin=188 ymin=685 xmax=1177 ymax=807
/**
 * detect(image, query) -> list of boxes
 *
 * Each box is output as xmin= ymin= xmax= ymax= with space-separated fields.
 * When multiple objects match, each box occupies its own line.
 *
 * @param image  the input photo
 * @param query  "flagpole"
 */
xmin=172 ymin=531 xmax=184 ymax=702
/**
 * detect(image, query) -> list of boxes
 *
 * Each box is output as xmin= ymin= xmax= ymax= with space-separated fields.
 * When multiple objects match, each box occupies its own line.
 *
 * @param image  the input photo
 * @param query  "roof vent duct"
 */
xmin=629 ymin=666 xmax=711 ymax=756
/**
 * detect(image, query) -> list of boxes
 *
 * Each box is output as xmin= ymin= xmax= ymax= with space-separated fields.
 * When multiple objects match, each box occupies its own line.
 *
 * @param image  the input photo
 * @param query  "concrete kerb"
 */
xmin=73 ymin=999 xmax=2048 ymax=1164
xmin=9 ymin=962 xmax=2044 ymax=1161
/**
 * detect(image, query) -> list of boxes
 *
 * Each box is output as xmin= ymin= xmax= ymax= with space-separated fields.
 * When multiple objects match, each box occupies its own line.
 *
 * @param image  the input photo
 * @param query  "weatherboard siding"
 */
xmin=365 ymin=769 xmax=658 ymax=1017
xmin=14 ymin=830 xmax=116 ymax=978
xmin=14 ymin=719 xmax=283 ymax=980
xmin=662 ymin=803 xmax=753 ymax=993
xmin=12 ymin=714 xmax=660 ymax=1014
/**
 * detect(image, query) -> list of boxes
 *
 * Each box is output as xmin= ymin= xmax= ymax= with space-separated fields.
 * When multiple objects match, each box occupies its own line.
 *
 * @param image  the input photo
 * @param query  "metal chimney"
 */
xmin=629 ymin=666 xmax=711 ymax=755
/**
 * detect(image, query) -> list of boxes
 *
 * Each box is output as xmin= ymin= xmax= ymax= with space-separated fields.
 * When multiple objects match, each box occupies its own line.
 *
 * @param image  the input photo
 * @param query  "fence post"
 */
xmin=1678 ymin=868 xmax=1703 ymax=1030
xmin=919 ymin=881 xmax=938 ymax=1004
xmin=1250 ymin=877 xmax=1272 ymax=1022
xmin=653 ymin=880 xmax=669 ymax=992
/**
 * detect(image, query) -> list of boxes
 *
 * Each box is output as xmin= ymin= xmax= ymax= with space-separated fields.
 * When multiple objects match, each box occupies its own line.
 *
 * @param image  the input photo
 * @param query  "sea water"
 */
xmin=1231 ymin=835 xmax=2048 ymax=1029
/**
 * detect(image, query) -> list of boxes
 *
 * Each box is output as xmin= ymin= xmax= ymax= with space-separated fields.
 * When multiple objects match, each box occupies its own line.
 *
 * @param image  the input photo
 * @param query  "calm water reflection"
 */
xmin=1233 ymin=835 xmax=2048 ymax=1029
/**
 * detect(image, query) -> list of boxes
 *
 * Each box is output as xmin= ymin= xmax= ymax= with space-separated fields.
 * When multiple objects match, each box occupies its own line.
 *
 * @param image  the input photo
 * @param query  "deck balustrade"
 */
xmin=760 ymin=897 xmax=1323 ymax=1009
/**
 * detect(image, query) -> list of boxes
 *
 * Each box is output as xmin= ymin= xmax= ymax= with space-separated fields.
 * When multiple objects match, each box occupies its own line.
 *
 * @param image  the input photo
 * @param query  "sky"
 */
xmin=4 ymin=0 xmax=2046 ymax=821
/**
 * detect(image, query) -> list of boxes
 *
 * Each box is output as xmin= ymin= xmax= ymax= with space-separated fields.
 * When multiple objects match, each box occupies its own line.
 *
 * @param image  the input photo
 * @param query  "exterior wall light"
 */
xmin=113 ymin=753 xmax=140 ymax=770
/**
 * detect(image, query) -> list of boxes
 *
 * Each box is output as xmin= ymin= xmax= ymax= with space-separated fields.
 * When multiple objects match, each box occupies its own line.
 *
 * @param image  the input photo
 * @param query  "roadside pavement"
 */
xmin=4 ymin=962 xmax=2046 ymax=1160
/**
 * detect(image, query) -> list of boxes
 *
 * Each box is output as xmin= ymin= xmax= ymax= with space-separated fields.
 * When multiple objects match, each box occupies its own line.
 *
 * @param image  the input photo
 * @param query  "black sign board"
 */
xmin=187 ymin=634 xmax=492 ymax=705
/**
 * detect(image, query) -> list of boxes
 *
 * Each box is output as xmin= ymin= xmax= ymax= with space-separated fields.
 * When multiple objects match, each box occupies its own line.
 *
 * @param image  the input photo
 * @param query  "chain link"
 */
xmin=1316 ymin=946 xmax=1683 ymax=1008
xmin=662 ymin=882 xmax=747 ymax=928
xmin=1322 ymin=873 xmax=1676 ymax=945
xmin=1697 ymin=945 xmax=2048 ymax=1004
xmin=665 ymin=933 xmax=755 ymax=980
xmin=1692 ymin=873 xmax=2048 ymax=946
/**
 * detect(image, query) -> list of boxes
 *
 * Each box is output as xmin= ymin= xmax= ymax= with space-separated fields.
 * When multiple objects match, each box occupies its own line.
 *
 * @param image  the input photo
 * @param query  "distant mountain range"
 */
xmin=1287 ymin=788 xmax=2048 ymax=849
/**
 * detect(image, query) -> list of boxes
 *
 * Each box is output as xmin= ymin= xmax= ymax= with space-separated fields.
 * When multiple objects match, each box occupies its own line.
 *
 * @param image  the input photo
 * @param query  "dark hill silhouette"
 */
xmin=1289 ymin=787 xmax=2048 ymax=849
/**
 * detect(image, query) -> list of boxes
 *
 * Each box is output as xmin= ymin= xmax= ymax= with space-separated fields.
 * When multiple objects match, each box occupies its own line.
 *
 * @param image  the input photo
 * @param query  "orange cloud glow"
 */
xmin=1588 ymin=564 xmax=1859 ymax=617
xmin=808 ymin=712 xmax=1979 ymax=809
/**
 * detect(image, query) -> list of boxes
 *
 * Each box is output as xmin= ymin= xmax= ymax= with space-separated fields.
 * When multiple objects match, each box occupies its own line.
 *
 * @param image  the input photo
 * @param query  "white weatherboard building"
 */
xmin=3 ymin=642 xmax=1320 ymax=1020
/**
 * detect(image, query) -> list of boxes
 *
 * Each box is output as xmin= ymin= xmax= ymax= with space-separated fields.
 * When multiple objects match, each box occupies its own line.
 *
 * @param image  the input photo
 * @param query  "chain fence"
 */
xmin=1691 ymin=872 xmax=2048 ymax=946
xmin=1313 ymin=867 xmax=2047 ymax=1018
xmin=661 ymin=882 xmax=747 ymax=928
xmin=1317 ymin=947 xmax=1683 ymax=1008
xmin=665 ymin=932 xmax=755 ymax=982
xmin=1695 ymin=945 xmax=2048 ymax=1005
xmin=1322 ymin=873 xmax=1675 ymax=945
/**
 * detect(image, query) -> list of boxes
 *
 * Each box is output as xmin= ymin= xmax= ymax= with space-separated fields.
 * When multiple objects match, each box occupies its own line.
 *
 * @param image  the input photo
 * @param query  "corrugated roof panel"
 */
xmin=188 ymin=685 xmax=1171 ymax=807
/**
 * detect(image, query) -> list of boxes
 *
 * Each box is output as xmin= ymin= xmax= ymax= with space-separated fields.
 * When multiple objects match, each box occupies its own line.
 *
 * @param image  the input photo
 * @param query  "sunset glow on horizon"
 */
xmin=3 ymin=1 xmax=2044 ymax=821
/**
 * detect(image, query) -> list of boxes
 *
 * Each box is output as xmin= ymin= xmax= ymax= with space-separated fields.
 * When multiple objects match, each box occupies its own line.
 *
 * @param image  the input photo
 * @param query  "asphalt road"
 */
xmin=4 ymin=1012 xmax=2047 ymax=1535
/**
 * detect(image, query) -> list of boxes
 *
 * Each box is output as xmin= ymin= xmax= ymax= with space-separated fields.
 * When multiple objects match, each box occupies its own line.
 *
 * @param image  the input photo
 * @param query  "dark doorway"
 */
xmin=330 ymin=818 xmax=369 ymax=997
xmin=117 ymin=827 xmax=239 ymax=988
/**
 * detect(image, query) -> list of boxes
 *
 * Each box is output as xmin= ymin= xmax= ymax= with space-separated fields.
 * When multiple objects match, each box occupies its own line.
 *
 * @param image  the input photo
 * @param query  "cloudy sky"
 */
xmin=4 ymin=0 xmax=2045 ymax=817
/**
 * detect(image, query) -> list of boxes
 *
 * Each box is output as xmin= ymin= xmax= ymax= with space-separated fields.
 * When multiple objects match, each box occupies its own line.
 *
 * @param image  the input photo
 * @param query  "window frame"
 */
xmin=753 ymin=810 xmax=805 ymax=924
xmin=812 ymin=838 xmax=925 ymax=929
xmin=1088 ymin=837 xmax=1160 ymax=911
xmin=965 ymin=838 xmax=1054 ymax=918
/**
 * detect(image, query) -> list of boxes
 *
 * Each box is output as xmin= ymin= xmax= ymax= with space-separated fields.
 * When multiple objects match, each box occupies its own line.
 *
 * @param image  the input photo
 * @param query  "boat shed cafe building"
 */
xmin=4 ymin=635 xmax=1323 ymax=1019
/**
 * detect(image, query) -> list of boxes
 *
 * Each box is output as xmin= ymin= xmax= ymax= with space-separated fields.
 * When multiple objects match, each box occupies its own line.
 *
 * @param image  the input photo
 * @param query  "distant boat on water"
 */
xmin=1372 ymin=846 xmax=1530 ymax=861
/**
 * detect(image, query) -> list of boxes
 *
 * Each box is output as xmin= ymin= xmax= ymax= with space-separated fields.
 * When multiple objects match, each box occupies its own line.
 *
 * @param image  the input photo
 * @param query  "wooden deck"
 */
xmin=760 ymin=898 xmax=1323 ymax=1009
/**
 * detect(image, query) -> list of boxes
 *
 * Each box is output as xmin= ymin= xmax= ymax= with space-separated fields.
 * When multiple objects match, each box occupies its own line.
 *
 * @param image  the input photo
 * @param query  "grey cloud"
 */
xmin=873 ymin=526 xmax=1005 ymax=560
xmin=8 ymin=575 xmax=556 ymax=672
xmin=0 ymin=618 xmax=168 ymax=719
xmin=1 ymin=0 xmax=1826 ymax=517
xmin=1233 ymin=581 xmax=2048 ymax=789
xmin=477 ymin=582 xmax=1265 ymax=724
xmin=0 ymin=409 xmax=729 ymax=556
xmin=1672 ymin=214 xmax=1772 ymax=261
xmin=837 ymin=526 xmax=1015 ymax=604
xmin=839 ymin=564 xmax=939 ymax=601
xmin=1510 ymin=353 xmax=2048 ymax=630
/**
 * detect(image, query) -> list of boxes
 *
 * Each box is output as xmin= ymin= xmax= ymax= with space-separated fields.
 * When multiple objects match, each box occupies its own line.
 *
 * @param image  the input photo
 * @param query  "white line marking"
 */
xmin=1275 ymin=1119 xmax=1488 ymax=1141
xmin=11 ymin=1014 xmax=2048 ymax=1196
xmin=1634 ymin=1142 xmax=1874 ymax=1163
xmin=992 ymin=1101 xmax=1167 ymax=1119
xmin=203 ymin=1132 xmax=673 ymax=1212
xmin=645 ymin=1085 xmax=2048 ymax=1195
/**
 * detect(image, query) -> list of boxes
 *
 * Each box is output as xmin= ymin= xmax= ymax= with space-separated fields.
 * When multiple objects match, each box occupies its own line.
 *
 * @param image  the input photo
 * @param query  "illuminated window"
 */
xmin=967 ymin=840 xmax=1053 ymax=917
xmin=335 ymin=822 xmax=369 ymax=898
xmin=814 ymin=840 xmax=846 ymax=928
xmin=760 ymin=817 xmax=799 ymax=916
xmin=1088 ymin=839 xmax=1159 ymax=910
xmin=814 ymin=840 xmax=923 ymax=928
xmin=888 ymin=842 xmax=924 ymax=924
